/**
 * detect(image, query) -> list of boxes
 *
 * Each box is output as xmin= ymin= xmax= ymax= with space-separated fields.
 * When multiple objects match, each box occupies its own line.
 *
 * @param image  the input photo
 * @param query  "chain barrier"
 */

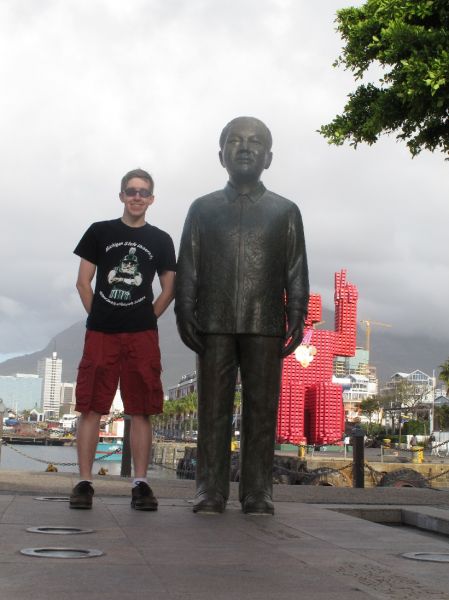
xmin=0 ymin=439 xmax=121 ymax=467
xmin=3 ymin=435 xmax=449 ymax=485
xmin=423 ymin=467 xmax=449 ymax=483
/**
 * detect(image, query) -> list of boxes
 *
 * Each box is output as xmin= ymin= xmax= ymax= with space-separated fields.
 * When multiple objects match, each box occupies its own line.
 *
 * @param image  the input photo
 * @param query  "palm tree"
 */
xmin=182 ymin=393 xmax=197 ymax=437
xmin=439 ymin=359 xmax=449 ymax=396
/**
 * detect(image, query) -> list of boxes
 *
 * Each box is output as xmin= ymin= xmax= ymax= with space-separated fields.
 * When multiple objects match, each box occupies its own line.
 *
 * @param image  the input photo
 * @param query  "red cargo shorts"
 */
xmin=75 ymin=330 xmax=163 ymax=415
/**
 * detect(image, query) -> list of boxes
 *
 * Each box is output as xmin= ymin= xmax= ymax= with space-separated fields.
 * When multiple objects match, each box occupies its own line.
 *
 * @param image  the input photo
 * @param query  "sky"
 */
xmin=1 ymin=0 xmax=448 ymax=362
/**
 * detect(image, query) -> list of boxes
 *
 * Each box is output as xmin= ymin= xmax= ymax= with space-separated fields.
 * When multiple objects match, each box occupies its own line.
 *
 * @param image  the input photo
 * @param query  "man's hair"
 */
xmin=120 ymin=168 xmax=154 ymax=194
xmin=219 ymin=117 xmax=272 ymax=151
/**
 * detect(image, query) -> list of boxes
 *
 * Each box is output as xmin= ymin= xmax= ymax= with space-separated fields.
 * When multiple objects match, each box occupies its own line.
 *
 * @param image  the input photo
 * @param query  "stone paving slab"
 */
xmin=0 ymin=491 xmax=448 ymax=599
xmin=1 ymin=472 xmax=449 ymax=599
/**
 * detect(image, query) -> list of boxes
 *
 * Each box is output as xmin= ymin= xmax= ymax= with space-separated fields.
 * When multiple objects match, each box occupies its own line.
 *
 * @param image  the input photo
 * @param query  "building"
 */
xmin=168 ymin=372 xmax=198 ymax=400
xmin=37 ymin=352 xmax=63 ymax=418
xmin=334 ymin=347 xmax=369 ymax=377
xmin=59 ymin=382 xmax=76 ymax=416
xmin=167 ymin=370 xmax=242 ymax=401
xmin=382 ymin=370 xmax=436 ymax=404
xmin=333 ymin=347 xmax=379 ymax=421
xmin=0 ymin=373 xmax=42 ymax=412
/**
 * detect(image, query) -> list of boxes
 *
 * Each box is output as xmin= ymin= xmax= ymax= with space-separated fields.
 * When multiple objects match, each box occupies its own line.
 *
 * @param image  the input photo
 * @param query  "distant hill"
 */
xmin=0 ymin=306 xmax=446 ymax=388
xmin=0 ymin=308 xmax=195 ymax=393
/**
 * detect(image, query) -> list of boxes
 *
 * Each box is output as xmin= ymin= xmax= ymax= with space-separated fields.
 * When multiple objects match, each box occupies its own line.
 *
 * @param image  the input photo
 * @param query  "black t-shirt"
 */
xmin=74 ymin=219 xmax=176 ymax=333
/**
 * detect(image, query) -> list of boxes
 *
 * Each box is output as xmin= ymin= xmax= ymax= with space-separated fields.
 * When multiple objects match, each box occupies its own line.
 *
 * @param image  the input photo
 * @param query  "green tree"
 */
xmin=320 ymin=0 xmax=449 ymax=157
xmin=182 ymin=393 xmax=198 ymax=436
xmin=360 ymin=396 xmax=381 ymax=433
xmin=438 ymin=358 xmax=449 ymax=395
xmin=434 ymin=405 xmax=449 ymax=430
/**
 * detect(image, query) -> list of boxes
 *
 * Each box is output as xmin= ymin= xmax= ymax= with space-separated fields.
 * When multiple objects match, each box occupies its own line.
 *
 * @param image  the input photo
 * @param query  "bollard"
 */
xmin=351 ymin=424 xmax=365 ymax=488
xmin=412 ymin=446 xmax=424 ymax=464
xmin=298 ymin=444 xmax=306 ymax=459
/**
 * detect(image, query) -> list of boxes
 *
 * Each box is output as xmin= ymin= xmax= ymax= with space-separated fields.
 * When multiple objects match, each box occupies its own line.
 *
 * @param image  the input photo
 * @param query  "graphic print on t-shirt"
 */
xmin=98 ymin=240 xmax=155 ymax=308
xmin=107 ymin=246 xmax=142 ymax=301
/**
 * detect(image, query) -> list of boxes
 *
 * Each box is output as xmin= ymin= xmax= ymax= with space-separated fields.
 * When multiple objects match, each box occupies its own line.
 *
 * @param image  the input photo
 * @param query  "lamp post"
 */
xmin=0 ymin=398 xmax=5 ymax=466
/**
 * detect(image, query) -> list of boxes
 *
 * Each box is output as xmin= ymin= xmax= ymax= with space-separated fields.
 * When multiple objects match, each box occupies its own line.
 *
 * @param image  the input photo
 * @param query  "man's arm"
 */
xmin=175 ymin=205 xmax=204 ymax=354
xmin=282 ymin=204 xmax=309 ymax=358
xmin=153 ymin=270 xmax=176 ymax=318
xmin=76 ymin=258 xmax=96 ymax=314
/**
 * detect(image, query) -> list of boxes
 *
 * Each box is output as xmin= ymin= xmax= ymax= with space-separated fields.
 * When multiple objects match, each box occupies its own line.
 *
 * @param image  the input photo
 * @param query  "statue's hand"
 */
xmin=176 ymin=314 xmax=204 ymax=355
xmin=281 ymin=310 xmax=305 ymax=358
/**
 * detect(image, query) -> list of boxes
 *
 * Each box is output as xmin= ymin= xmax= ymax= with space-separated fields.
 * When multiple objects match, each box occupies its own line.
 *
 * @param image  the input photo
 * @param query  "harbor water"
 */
xmin=0 ymin=442 xmax=177 ymax=479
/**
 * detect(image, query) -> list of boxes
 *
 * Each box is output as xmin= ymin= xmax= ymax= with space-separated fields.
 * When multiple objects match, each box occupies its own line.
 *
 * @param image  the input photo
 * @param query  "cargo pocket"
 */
xmin=143 ymin=360 xmax=163 ymax=414
xmin=75 ymin=358 xmax=96 ymax=409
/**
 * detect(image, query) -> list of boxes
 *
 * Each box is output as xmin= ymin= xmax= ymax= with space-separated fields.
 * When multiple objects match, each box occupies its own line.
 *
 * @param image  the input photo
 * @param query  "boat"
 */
xmin=95 ymin=439 xmax=123 ymax=462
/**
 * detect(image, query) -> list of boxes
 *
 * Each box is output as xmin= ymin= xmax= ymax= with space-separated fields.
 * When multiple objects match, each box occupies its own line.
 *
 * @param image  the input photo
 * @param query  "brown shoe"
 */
xmin=70 ymin=481 xmax=94 ymax=509
xmin=131 ymin=482 xmax=158 ymax=511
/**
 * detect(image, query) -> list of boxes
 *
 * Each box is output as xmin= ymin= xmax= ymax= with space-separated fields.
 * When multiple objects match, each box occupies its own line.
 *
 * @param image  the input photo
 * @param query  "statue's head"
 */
xmin=219 ymin=116 xmax=273 ymax=185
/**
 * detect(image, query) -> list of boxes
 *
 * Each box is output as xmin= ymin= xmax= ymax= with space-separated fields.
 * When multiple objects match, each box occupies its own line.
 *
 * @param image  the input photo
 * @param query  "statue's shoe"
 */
xmin=193 ymin=491 xmax=226 ymax=514
xmin=241 ymin=493 xmax=274 ymax=515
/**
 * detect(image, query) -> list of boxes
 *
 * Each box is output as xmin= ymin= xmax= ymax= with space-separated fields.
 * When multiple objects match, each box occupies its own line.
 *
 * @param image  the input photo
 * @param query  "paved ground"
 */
xmin=1 ymin=470 xmax=449 ymax=600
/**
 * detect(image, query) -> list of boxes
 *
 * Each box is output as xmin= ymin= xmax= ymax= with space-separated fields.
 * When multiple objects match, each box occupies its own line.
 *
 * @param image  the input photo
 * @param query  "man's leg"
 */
xmin=76 ymin=410 xmax=102 ymax=479
xmin=130 ymin=415 xmax=152 ymax=478
xmin=195 ymin=334 xmax=238 ymax=512
xmin=238 ymin=335 xmax=283 ymax=514
xmin=71 ymin=331 xmax=121 ymax=509
xmin=129 ymin=415 xmax=158 ymax=510
xmin=70 ymin=410 xmax=102 ymax=509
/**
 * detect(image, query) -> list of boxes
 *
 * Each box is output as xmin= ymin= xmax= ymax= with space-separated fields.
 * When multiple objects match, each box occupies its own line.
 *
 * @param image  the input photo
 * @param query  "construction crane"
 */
xmin=360 ymin=320 xmax=392 ymax=354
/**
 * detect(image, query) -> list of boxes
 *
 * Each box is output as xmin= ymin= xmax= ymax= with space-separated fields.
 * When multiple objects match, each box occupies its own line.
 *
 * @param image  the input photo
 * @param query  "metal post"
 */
xmin=0 ymin=398 xmax=5 ymax=465
xmin=351 ymin=423 xmax=365 ymax=488
xmin=120 ymin=415 xmax=132 ymax=478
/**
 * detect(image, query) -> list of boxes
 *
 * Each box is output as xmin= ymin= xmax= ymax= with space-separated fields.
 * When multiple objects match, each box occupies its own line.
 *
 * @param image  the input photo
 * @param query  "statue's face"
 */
xmin=219 ymin=119 xmax=272 ymax=184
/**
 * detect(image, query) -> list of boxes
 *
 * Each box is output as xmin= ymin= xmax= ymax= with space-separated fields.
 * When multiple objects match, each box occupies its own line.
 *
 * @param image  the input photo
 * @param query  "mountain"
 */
xmin=0 ymin=306 xmax=446 ymax=389
xmin=0 ymin=308 xmax=195 ymax=392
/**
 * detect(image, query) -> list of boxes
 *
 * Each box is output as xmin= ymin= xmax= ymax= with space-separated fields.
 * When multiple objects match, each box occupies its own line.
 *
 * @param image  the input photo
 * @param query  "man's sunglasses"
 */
xmin=123 ymin=188 xmax=152 ymax=198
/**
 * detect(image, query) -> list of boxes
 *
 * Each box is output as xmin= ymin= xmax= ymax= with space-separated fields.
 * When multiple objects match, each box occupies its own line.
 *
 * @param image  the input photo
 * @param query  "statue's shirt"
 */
xmin=176 ymin=182 xmax=309 ymax=336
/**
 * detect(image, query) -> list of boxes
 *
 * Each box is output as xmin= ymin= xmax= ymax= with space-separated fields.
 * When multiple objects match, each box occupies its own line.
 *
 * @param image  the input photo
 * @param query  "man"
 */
xmin=176 ymin=117 xmax=309 ymax=515
xmin=70 ymin=168 xmax=176 ymax=510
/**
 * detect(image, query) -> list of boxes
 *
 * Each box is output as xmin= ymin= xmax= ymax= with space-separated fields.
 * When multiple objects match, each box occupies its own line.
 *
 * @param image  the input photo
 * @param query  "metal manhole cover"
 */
xmin=402 ymin=552 xmax=449 ymax=563
xmin=26 ymin=526 xmax=94 ymax=535
xmin=20 ymin=547 xmax=103 ymax=559
xmin=33 ymin=497 xmax=70 ymax=502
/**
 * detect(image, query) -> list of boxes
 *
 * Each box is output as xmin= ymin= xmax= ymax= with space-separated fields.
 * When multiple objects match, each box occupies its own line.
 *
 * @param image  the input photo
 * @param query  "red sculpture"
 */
xmin=277 ymin=270 xmax=358 ymax=445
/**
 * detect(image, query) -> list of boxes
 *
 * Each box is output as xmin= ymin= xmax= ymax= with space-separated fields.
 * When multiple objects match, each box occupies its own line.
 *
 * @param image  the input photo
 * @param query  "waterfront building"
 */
xmin=333 ymin=374 xmax=372 ymax=421
xmin=381 ymin=369 xmax=437 ymax=431
xmin=37 ymin=352 xmax=62 ymax=418
xmin=59 ymin=382 xmax=76 ymax=416
xmin=167 ymin=370 xmax=242 ymax=401
xmin=168 ymin=371 xmax=197 ymax=400
xmin=29 ymin=408 xmax=44 ymax=422
xmin=0 ymin=373 xmax=42 ymax=412
xmin=334 ymin=347 xmax=369 ymax=377
xmin=333 ymin=347 xmax=378 ymax=422
xmin=382 ymin=369 xmax=436 ymax=403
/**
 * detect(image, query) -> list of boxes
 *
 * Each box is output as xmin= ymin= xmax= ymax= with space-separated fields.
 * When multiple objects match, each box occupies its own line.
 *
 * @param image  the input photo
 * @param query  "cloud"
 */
xmin=1 ymin=0 xmax=448 ymax=360
xmin=0 ymin=297 xmax=24 ymax=318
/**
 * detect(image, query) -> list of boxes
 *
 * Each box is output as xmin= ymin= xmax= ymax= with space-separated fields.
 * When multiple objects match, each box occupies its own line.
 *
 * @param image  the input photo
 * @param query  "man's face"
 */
xmin=119 ymin=177 xmax=154 ymax=219
xmin=219 ymin=119 xmax=272 ymax=185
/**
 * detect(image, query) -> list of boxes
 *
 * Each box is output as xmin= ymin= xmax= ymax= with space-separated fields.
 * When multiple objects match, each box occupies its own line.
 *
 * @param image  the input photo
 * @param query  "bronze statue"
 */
xmin=176 ymin=117 xmax=309 ymax=514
